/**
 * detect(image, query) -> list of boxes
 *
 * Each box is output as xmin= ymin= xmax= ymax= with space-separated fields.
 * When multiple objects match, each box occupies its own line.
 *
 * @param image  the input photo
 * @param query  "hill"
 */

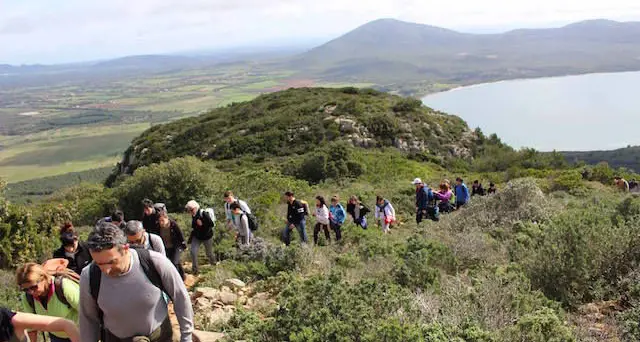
xmin=563 ymin=145 xmax=640 ymax=172
xmin=107 ymin=87 xmax=482 ymax=184
xmin=292 ymin=18 xmax=640 ymax=84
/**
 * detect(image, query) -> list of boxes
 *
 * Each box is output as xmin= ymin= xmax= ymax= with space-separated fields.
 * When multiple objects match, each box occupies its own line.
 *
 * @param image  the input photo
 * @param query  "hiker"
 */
xmin=223 ymin=191 xmax=251 ymax=229
xmin=454 ymin=177 xmax=470 ymax=209
xmin=630 ymin=179 xmax=640 ymax=193
xmin=110 ymin=211 xmax=125 ymax=230
xmin=185 ymin=200 xmax=216 ymax=275
xmin=141 ymin=199 xmax=162 ymax=235
xmin=614 ymin=176 xmax=630 ymax=192
xmin=52 ymin=223 xmax=93 ymax=275
xmin=282 ymin=191 xmax=308 ymax=246
xmin=312 ymin=196 xmax=330 ymax=245
xmin=79 ymin=222 xmax=194 ymax=342
xmin=157 ymin=211 xmax=187 ymax=280
xmin=16 ymin=263 xmax=80 ymax=342
xmin=413 ymin=178 xmax=438 ymax=223
xmin=346 ymin=195 xmax=370 ymax=229
xmin=329 ymin=195 xmax=346 ymax=241
xmin=434 ymin=182 xmax=455 ymax=214
xmin=230 ymin=203 xmax=252 ymax=246
xmin=488 ymin=182 xmax=497 ymax=194
xmin=471 ymin=180 xmax=486 ymax=196
xmin=0 ymin=308 xmax=80 ymax=342
xmin=375 ymin=196 xmax=396 ymax=234
xmin=124 ymin=220 xmax=166 ymax=256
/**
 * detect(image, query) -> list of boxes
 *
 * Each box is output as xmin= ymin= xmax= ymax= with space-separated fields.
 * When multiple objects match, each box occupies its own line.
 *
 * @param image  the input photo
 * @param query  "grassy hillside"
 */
xmin=292 ymin=18 xmax=640 ymax=86
xmin=107 ymin=87 xmax=480 ymax=184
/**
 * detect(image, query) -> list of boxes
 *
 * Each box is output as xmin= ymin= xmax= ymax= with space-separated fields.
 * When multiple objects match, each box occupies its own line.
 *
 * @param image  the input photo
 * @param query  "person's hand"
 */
xmin=289 ymin=224 xmax=295 ymax=230
xmin=196 ymin=219 xmax=203 ymax=227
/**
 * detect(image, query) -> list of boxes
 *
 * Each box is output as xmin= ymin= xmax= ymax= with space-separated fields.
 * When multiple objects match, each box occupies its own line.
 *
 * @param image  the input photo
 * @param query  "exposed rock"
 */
xmin=208 ymin=308 xmax=234 ymax=325
xmin=194 ymin=297 xmax=212 ymax=311
xmin=238 ymin=296 xmax=248 ymax=305
xmin=195 ymin=287 xmax=220 ymax=301
xmin=219 ymin=292 xmax=238 ymax=305
xmin=336 ymin=118 xmax=356 ymax=133
xmin=224 ymin=278 xmax=246 ymax=290
xmin=193 ymin=330 xmax=225 ymax=342
xmin=220 ymin=286 xmax=232 ymax=293
xmin=323 ymin=104 xmax=337 ymax=114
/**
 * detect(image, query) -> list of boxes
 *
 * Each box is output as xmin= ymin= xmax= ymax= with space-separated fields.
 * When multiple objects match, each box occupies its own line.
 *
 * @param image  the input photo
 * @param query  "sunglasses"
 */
xmin=21 ymin=284 xmax=38 ymax=293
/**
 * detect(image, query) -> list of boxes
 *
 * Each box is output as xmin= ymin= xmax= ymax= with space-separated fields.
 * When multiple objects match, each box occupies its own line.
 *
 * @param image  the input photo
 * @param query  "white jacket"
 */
xmin=375 ymin=201 xmax=396 ymax=221
xmin=315 ymin=205 xmax=330 ymax=225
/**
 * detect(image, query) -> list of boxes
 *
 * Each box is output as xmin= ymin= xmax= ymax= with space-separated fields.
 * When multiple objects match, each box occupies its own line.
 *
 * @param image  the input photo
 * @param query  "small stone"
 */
xmin=195 ymin=287 xmax=220 ymax=301
xmin=192 ymin=330 xmax=225 ymax=342
xmin=207 ymin=308 xmax=233 ymax=325
xmin=224 ymin=278 xmax=246 ymax=290
xmin=220 ymin=286 xmax=232 ymax=293
xmin=237 ymin=291 xmax=244 ymax=296
xmin=238 ymin=296 xmax=248 ymax=305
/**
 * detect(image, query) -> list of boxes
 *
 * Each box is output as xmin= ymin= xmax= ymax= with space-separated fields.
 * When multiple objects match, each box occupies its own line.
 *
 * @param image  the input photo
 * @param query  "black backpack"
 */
xmin=242 ymin=212 xmax=259 ymax=231
xmin=89 ymin=248 xmax=169 ymax=338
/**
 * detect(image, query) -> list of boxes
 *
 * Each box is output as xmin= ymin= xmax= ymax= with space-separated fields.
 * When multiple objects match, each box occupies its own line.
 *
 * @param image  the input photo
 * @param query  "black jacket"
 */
xmin=287 ymin=200 xmax=306 ymax=225
xmin=472 ymin=185 xmax=486 ymax=196
xmin=142 ymin=212 xmax=160 ymax=235
xmin=346 ymin=203 xmax=370 ymax=221
xmin=52 ymin=241 xmax=93 ymax=275
xmin=166 ymin=219 xmax=187 ymax=250
xmin=191 ymin=209 xmax=215 ymax=241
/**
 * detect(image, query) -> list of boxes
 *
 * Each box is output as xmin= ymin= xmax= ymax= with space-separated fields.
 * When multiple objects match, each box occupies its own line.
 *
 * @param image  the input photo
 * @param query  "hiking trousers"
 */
xmin=330 ymin=222 xmax=342 ymax=241
xmin=190 ymin=237 xmax=215 ymax=274
xmin=283 ymin=220 xmax=307 ymax=245
xmin=166 ymin=247 xmax=185 ymax=280
xmin=104 ymin=316 xmax=173 ymax=342
xmin=313 ymin=223 xmax=330 ymax=244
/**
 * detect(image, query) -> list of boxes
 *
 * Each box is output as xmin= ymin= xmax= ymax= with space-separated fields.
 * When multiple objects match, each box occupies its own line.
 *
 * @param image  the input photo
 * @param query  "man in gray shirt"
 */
xmin=124 ymin=220 xmax=166 ymax=256
xmin=79 ymin=222 xmax=193 ymax=342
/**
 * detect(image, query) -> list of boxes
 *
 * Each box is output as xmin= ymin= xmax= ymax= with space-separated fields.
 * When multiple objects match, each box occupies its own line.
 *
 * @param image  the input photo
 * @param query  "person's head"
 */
xmin=284 ymin=191 xmax=295 ymax=203
xmin=331 ymin=195 xmax=339 ymax=206
xmin=158 ymin=211 xmax=170 ymax=228
xmin=124 ymin=220 xmax=145 ymax=246
xmin=349 ymin=195 xmax=359 ymax=205
xmin=376 ymin=195 xmax=384 ymax=205
xmin=439 ymin=182 xmax=448 ymax=192
xmin=315 ymin=196 xmax=326 ymax=207
xmin=473 ymin=180 xmax=479 ymax=188
xmin=111 ymin=210 xmax=124 ymax=225
xmin=59 ymin=222 xmax=78 ymax=252
xmin=230 ymin=202 xmax=243 ymax=215
xmin=412 ymin=178 xmax=423 ymax=189
xmin=224 ymin=191 xmax=235 ymax=204
xmin=489 ymin=182 xmax=495 ymax=188
xmin=142 ymin=199 xmax=154 ymax=216
xmin=185 ymin=200 xmax=200 ymax=217
xmin=456 ymin=177 xmax=463 ymax=185
xmin=87 ymin=221 xmax=130 ymax=277
xmin=16 ymin=263 xmax=52 ymax=298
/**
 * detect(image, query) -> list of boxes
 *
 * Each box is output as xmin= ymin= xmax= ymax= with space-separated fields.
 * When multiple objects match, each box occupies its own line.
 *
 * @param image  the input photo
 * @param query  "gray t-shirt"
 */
xmin=144 ymin=232 xmax=166 ymax=256
xmin=79 ymin=249 xmax=193 ymax=342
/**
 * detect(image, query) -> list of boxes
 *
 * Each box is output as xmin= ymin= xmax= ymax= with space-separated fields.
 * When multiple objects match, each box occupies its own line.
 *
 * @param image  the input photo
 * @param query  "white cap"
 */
xmin=412 ymin=178 xmax=423 ymax=185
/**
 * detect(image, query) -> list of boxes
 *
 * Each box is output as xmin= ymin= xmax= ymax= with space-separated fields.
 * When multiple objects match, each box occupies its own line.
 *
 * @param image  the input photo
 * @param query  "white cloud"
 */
xmin=1 ymin=0 xmax=640 ymax=64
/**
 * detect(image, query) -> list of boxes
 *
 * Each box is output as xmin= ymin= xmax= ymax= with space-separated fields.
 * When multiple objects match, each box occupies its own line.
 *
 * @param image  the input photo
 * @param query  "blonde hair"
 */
xmin=349 ymin=195 xmax=360 ymax=204
xmin=16 ymin=263 xmax=51 ymax=287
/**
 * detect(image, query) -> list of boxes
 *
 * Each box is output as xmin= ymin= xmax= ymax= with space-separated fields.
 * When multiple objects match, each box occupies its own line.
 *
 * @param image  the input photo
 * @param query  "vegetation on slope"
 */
xmin=563 ymin=145 xmax=640 ymax=173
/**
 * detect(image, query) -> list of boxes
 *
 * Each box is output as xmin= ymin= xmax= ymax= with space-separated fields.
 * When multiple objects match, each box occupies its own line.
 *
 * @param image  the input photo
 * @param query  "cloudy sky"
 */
xmin=2 ymin=0 xmax=640 ymax=64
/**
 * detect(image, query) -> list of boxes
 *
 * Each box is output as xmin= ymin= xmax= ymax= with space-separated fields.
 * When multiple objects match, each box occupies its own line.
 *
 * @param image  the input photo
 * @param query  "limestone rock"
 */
xmin=194 ymin=297 xmax=213 ymax=311
xmin=220 ymin=286 xmax=232 ymax=293
xmin=192 ymin=330 xmax=225 ymax=342
xmin=224 ymin=278 xmax=246 ymax=290
xmin=238 ymin=296 xmax=248 ymax=305
xmin=207 ymin=308 xmax=233 ymax=325
xmin=220 ymin=292 xmax=238 ymax=305
xmin=195 ymin=287 xmax=220 ymax=301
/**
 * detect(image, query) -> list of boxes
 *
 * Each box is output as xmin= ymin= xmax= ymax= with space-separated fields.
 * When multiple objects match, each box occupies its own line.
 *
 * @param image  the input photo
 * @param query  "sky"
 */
xmin=2 ymin=0 xmax=640 ymax=65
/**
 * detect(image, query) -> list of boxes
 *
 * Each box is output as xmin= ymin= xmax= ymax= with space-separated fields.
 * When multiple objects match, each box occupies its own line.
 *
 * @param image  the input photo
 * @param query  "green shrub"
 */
xmin=503 ymin=307 xmax=575 ymax=342
xmin=549 ymin=170 xmax=584 ymax=192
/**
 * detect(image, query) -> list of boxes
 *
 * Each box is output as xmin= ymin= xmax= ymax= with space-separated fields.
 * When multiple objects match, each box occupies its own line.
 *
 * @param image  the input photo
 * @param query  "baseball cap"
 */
xmin=412 ymin=178 xmax=423 ymax=185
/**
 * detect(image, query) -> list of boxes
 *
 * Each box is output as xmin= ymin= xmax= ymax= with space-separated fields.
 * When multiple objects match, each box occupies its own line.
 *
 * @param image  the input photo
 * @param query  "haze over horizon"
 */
xmin=2 ymin=0 xmax=640 ymax=65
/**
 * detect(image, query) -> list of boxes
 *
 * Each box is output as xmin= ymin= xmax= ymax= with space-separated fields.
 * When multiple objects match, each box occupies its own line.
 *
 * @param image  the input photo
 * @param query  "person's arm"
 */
xmin=62 ymin=278 xmax=81 ymax=311
xmin=172 ymin=221 xmax=187 ymax=250
xmin=150 ymin=234 xmax=166 ymax=256
xmin=151 ymin=253 xmax=194 ymax=342
xmin=12 ymin=312 xmax=80 ymax=342
xmin=240 ymin=200 xmax=251 ymax=214
xmin=78 ymin=269 xmax=101 ymax=342
xmin=338 ymin=206 xmax=346 ymax=224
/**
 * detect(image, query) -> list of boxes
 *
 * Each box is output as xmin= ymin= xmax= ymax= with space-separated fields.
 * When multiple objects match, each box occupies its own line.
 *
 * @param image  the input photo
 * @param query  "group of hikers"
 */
xmin=0 ymin=178 xmax=499 ymax=342
xmin=614 ymin=176 xmax=640 ymax=193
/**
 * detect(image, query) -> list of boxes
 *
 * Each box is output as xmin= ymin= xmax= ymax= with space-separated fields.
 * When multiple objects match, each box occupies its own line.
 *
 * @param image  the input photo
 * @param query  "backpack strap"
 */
xmin=136 ymin=249 xmax=171 ymax=301
xmin=147 ymin=233 xmax=155 ymax=250
xmin=89 ymin=263 xmax=104 ymax=338
xmin=53 ymin=276 xmax=72 ymax=309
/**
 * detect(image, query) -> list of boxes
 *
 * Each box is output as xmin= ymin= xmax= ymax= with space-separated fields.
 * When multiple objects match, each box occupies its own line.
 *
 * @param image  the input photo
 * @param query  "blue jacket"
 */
xmin=330 ymin=203 xmax=346 ymax=225
xmin=455 ymin=183 xmax=470 ymax=204
xmin=416 ymin=186 xmax=434 ymax=210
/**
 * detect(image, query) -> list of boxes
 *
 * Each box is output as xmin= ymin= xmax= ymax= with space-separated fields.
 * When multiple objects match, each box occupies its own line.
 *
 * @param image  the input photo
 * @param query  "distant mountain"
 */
xmin=292 ymin=18 xmax=640 ymax=83
xmin=91 ymin=54 xmax=208 ymax=71
xmin=563 ymin=145 xmax=640 ymax=172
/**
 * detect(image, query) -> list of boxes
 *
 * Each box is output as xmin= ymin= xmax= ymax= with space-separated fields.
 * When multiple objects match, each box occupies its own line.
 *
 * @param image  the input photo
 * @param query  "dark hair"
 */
xmin=315 ymin=195 xmax=326 ymax=207
xmin=87 ymin=221 xmax=128 ymax=252
xmin=142 ymin=198 xmax=154 ymax=208
xmin=224 ymin=191 xmax=234 ymax=198
xmin=284 ymin=191 xmax=294 ymax=197
xmin=614 ymin=176 xmax=622 ymax=180
xmin=111 ymin=210 xmax=124 ymax=223
xmin=489 ymin=182 xmax=495 ymax=187
xmin=473 ymin=180 xmax=479 ymax=184
xmin=456 ymin=177 xmax=463 ymax=182
xmin=60 ymin=222 xmax=75 ymax=235
xmin=376 ymin=195 xmax=384 ymax=202
xmin=230 ymin=202 xmax=242 ymax=211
